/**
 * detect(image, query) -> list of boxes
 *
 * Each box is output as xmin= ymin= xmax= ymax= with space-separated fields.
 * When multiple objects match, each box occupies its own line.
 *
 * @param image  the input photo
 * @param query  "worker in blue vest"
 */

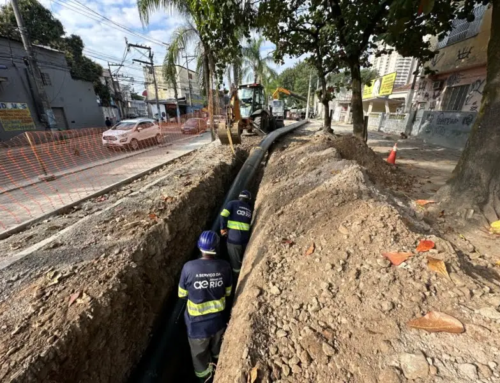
xmin=178 ymin=231 xmax=232 ymax=381
xmin=220 ymin=190 xmax=253 ymax=275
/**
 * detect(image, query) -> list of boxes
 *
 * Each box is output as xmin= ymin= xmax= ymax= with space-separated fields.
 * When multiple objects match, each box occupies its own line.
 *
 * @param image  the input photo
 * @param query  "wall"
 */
xmin=380 ymin=113 xmax=409 ymax=135
xmin=412 ymin=110 xmax=476 ymax=149
xmin=367 ymin=112 xmax=384 ymax=130
xmin=0 ymin=38 xmax=104 ymax=141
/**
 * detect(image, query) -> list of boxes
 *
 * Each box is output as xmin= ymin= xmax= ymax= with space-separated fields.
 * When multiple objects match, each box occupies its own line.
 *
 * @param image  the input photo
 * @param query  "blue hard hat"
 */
xmin=239 ymin=190 xmax=252 ymax=200
xmin=198 ymin=230 xmax=219 ymax=254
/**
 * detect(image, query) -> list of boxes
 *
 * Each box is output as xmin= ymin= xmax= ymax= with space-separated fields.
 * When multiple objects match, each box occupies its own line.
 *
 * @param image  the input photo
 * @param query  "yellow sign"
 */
xmin=362 ymin=72 xmax=397 ymax=99
xmin=0 ymin=102 xmax=36 ymax=131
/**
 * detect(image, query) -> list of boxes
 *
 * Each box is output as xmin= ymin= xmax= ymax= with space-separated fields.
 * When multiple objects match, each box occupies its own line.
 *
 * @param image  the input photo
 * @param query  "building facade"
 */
xmin=144 ymin=65 xmax=203 ymax=117
xmin=369 ymin=46 xmax=418 ymax=87
xmin=0 ymin=37 xmax=104 ymax=141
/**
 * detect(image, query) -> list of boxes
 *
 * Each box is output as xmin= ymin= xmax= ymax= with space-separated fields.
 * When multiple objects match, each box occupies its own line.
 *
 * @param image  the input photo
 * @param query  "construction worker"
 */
xmin=178 ymin=231 xmax=232 ymax=382
xmin=220 ymin=190 xmax=253 ymax=275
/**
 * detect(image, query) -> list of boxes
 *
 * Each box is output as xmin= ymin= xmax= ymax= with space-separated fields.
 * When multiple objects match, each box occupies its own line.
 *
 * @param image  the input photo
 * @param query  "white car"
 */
xmin=102 ymin=118 xmax=162 ymax=150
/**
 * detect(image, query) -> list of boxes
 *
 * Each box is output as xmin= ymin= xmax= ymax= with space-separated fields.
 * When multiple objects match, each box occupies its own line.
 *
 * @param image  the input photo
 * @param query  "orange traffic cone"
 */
xmin=387 ymin=143 xmax=397 ymax=165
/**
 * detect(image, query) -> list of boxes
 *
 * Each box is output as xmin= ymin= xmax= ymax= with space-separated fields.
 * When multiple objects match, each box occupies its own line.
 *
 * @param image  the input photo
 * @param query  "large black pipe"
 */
xmin=132 ymin=120 xmax=308 ymax=383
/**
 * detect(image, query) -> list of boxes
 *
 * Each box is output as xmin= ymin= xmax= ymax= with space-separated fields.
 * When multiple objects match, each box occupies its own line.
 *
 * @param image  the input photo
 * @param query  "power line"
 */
xmin=51 ymin=0 xmax=168 ymax=48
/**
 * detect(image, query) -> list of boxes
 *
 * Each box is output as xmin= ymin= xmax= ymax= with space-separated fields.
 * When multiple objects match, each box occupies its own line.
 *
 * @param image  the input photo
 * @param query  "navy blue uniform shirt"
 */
xmin=220 ymin=200 xmax=253 ymax=245
xmin=178 ymin=258 xmax=232 ymax=339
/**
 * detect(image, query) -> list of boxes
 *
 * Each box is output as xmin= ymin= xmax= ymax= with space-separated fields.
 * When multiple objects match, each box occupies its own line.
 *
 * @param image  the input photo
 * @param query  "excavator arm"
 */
xmin=272 ymin=87 xmax=307 ymax=102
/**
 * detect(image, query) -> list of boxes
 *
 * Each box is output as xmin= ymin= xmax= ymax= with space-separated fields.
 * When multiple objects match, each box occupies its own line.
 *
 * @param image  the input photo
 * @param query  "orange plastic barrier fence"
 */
xmin=0 ymin=113 xmax=213 ymax=234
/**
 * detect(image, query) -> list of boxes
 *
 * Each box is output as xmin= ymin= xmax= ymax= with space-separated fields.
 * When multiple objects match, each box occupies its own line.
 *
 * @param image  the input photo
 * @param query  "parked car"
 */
xmin=102 ymin=118 xmax=162 ymax=150
xmin=181 ymin=118 xmax=208 ymax=134
xmin=207 ymin=115 xmax=225 ymax=130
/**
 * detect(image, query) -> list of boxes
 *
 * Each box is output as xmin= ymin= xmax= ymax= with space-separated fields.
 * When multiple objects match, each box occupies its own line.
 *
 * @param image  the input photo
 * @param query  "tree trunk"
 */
xmin=350 ymin=59 xmax=365 ymax=139
xmin=437 ymin=0 xmax=500 ymax=221
xmin=207 ymin=51 xmax=217 ymax=141
xmin=233 ymin=63 xmax=239 ymax=87
xmin=202 ymin=47 xmax=216 ymax=141
xmin=319 ymin=75 xmax=332 ymax=133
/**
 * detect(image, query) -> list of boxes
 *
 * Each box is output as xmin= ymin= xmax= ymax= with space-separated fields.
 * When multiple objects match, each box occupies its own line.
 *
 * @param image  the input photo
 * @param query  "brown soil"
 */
xmin=214 ymin=126 xmax=500 ymax=383
xmin=0 ymin=137 xmax=260 ymax=382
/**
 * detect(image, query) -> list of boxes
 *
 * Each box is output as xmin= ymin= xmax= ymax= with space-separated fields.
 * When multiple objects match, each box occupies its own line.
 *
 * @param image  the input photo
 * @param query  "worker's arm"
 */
xmin=178 ymin=265 xmax=188 ymax=300
xmin=220 ymin=202 xmax=232 ymax=236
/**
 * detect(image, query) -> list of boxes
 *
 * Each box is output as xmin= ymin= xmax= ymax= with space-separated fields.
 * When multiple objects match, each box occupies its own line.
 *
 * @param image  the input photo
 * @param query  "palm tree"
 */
xmin=137 ymin=0 xmax=217 ymax=140
xmin=242 ymin=37 xmax=277 ymax=84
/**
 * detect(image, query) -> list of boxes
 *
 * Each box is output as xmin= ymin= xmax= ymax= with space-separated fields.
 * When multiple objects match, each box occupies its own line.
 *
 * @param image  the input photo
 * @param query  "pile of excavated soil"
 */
xmin=331 ymin=135 xmax=415 ymax=193
xmin=0 ymin=137 xmax=260 ymax=383
xmin=215 ymin=129 xmax=500 ymax=383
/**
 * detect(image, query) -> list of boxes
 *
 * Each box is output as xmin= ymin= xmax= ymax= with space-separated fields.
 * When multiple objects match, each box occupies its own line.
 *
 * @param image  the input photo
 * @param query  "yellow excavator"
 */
xmin=218 ymin=83 xmax=276 ymax=146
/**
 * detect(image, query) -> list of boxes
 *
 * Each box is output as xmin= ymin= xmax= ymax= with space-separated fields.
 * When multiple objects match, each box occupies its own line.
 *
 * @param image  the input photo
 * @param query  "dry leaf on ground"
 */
xmin=407 ymin=311 xmax=465 ymax=333
xmin=68 ymin=291 xmax=81 ymax=307
xmin=382 ymin=252 xmax=413 ymax=266
xmin=338 ymin=225 xmax=350 ymax=235
xmin=416 ymin=239 xmax=435 ymax=252
xmin=305 ymin=243 xmax=315 ymax=256
xmin=490 ymin=220 xmax=500 ymax=234
xmin=416 ymin=199 xmax=436 ymax=206
xmin=149 ymin=213 xmax=158 ymax=220
xmin=428 ymin=257 xmax=450 ymax=279
xmin=248 ymin=366 xmax=258 ymax=383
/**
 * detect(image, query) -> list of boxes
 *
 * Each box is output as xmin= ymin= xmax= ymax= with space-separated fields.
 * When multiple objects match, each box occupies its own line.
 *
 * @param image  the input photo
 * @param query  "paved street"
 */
xmin=0 ymin=132 xmax=212 ymax=234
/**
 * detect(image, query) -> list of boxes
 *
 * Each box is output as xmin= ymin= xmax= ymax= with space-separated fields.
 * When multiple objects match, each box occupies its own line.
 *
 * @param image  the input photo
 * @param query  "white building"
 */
xmin=369 ymin=47 xmax=418 ymax=87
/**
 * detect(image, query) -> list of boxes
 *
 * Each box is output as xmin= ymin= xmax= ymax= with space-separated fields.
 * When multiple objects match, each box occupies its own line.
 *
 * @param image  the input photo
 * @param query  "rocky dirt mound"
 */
xmin=214 ymin=130 xmax=500 ymax=383
xmin=0 ymin=137 xmax=260 ymax=383
xmin=331 ymin=135 xmax=414 ymax=193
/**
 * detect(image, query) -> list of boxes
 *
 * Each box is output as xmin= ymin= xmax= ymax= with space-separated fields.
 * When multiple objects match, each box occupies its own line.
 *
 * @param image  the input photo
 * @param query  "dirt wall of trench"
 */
xmin=0 ymin=139 xmax=258 ymax=382
xmin=215 ymin=129 xmax=500 ymax=383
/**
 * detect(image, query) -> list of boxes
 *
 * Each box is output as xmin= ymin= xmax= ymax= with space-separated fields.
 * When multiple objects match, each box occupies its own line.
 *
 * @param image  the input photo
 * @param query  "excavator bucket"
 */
xmin=217 ymin=122 xmax=242 ymax=145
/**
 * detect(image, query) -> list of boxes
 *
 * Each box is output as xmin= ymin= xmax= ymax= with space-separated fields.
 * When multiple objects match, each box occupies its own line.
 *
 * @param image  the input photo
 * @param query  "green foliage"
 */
xmin=242 ymin=37 xmax=277 ymax=84
xmin=277 ymin=61 xmax=316 ymax=99
xmin=0 ymin=0 xmax=64 ymax=46
xmin=131 ymin=92 xmax=144 ymax=100
xmin=0 ymin=0 xmax=107 ymax=103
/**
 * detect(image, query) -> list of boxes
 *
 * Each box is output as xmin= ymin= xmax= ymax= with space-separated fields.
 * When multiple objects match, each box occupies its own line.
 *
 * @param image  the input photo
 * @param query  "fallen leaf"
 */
xmin=427 ymin=257 xmax=450 ymax=279
xmin=439 ymin=210 xmax=445 ymax=218
xmin=490 ymin=220 xmax=500 ymax=234
xmin=382 ymin=252 xmax=413 ymax=266
xmin=416 ymin=240 xmax=435 ymax=252
xmin=249 ymin=366 xmax=258 ymax=383
xmin=494 ymin=261 xmax=500 ymax=267
xmin=149 ymin=213 xmax=158 ymax=220
xmin=163 ymin=196 xmax=176 ymax=203
xmin=68 ymin=291 xmax=81 ymax=307
xmin=416 ymin=199 xmax=436 ymax=206
xmin=76 ymin=292 xmax=91 ymax=305
xmin=281 ymin=238 xmax=295 ymax=247
xmin=338 ymin=225 xmax=349 ymax=235
xmin=305 ymin=243 xmax=315 ymax=256
xmin=407 ymin=311 xmax=464 ymax=333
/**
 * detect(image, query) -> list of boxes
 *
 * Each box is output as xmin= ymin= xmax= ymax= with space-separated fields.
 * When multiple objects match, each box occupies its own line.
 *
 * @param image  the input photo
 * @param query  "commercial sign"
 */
xmin=0 ymin=102 xmax=36 ymax=131
xmin=362 ymin=72 xmax=397 ymax=99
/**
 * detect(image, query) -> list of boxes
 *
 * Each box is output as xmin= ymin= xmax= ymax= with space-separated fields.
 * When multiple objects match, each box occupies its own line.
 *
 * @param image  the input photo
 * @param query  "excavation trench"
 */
xmin=130 ymin=121 xmax=308 ymax=382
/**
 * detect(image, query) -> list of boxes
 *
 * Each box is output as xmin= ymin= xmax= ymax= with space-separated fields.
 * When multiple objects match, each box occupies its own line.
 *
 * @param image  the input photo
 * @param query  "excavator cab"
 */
xmin=218 ymin=83 xmax=275 ymax=146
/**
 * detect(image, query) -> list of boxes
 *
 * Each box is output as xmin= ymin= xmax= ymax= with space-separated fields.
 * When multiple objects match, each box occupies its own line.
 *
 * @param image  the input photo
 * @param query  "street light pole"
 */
xmin=305 ymin=72 xmax=312 ymax=120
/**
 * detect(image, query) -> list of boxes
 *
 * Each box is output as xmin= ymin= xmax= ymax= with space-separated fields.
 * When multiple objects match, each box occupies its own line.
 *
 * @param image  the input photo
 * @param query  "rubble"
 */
xmin=214 ymin=126 xmax=500 ymax=383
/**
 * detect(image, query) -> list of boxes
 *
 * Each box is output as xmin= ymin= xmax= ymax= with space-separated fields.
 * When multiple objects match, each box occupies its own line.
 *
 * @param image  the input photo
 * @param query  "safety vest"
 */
xmin=220 ymin=200 xmax=253 ymax=245
xmin=178 ymin=258 xmax=232 ymax=339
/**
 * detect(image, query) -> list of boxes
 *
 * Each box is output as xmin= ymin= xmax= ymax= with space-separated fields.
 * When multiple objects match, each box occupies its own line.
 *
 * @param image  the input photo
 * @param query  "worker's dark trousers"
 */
xmin=227 ymin=243 xmax=246 ymax=274
xmin=188 ymin=328 xmax=224 ymax=380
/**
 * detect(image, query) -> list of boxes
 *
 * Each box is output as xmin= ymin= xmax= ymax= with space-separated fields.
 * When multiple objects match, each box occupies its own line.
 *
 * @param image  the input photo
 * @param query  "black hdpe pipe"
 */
xmin=132 ymin=120 xmax=308 ymax=383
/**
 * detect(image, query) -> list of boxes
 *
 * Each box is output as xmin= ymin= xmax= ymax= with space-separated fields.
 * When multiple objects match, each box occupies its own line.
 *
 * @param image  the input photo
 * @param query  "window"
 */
xmin=437 ymin=5 xmax=487 ymax=48
xmin=441 ymin=84 xmax=470 ymax=111
xmin=41 ymin=72 xmax=51 ymax=85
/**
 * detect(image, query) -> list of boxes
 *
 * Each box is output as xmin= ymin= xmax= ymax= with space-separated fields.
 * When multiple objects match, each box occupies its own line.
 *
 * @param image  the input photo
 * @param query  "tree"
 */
xmin=258 ymin=0 xmax=340 ymax=132
xmin=241 ymin=37 xmax=277 ymax=83
xmin=0 ymin=0 xmax=109 ymax=105
xmin=131 ymin=92 xmax=144 ymax=100
xmin=437 ymin=0 xmax=500 ymax=221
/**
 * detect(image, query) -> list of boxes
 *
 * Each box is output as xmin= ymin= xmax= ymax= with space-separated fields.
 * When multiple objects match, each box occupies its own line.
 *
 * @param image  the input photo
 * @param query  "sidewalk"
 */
xmin=332 ymin=124 xmax=462 ymax=199
xmin=0 ymin=133 xmax=212 ymax=234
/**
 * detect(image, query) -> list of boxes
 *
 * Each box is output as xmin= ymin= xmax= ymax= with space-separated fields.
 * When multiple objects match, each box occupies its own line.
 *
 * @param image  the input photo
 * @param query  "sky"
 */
xmin=2 ymin=0 xmax=302 ymax=92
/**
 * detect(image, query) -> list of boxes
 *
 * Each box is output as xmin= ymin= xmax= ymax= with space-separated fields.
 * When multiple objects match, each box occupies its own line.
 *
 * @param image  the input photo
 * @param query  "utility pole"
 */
xmin=129 ymin=43 xmax=162 ymax=120
xmin=305 ymin=72 xmax=312 ymax=120
xmin=405 ymin=60 xmax=421 ymax=135
xmin=108 ymin=62 xmax=125 ymax=118
xmin=11 ymin=0 xmax=57 ymax=130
